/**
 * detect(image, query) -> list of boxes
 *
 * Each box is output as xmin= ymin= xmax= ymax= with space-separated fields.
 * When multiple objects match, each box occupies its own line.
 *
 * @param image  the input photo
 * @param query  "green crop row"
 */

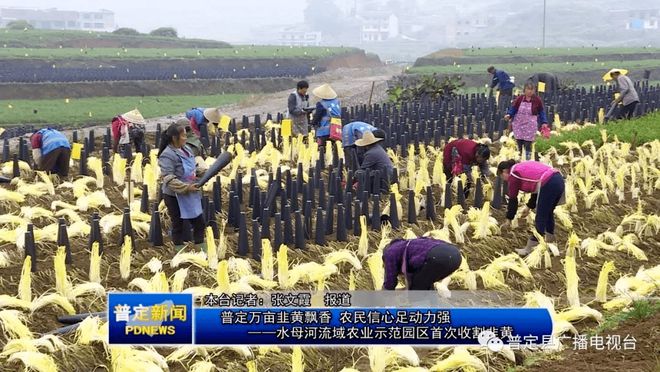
xmin=426 ymin=47 xmax=660 ymax=58
xmin=407 ymin=59 xmax=660 ymax=76
xmin=0 ymin=94 xmax=247 ymax=126
xmin=0 ymin=45 xmax=356 ymax=60
xmin=536 ymin=111 xmax=660 ymax=153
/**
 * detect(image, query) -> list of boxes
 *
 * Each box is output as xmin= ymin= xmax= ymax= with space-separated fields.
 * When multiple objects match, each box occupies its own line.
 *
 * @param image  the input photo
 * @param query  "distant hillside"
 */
xmin=409 ymin=46 xmax=660 ymax=87
xmin=0 ymin=29 xmax=232 ymax=49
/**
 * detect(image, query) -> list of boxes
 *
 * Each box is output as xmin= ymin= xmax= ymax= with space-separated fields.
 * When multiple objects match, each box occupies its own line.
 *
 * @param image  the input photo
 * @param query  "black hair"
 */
xmin=476 ymin=144 xmax=490 ymax=160
xmin=487 ymin=66 xmax=495 ymax=73
xmin=372 ymin=129 xmax=386 ymax=139
xmin=158 ymin=123 xmax=185 ymax=157
xmin=497 ymin=159 xmax=517 ymax=175
xmin=297 ymin=80 xmax=309 ymax=90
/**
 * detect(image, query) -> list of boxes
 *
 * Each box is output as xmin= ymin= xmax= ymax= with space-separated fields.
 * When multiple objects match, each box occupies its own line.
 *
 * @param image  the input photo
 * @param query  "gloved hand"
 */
xmin=540 ymin=124 xmax=551 ymax=139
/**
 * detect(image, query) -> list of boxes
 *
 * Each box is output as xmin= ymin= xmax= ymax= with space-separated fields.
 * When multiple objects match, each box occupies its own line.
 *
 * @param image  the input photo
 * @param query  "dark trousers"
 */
xmin=498 ymin=88 xmax=513 ymax=113
xmin=411 ymin=244 xmax=462 ymax=290
xmin=316 ymin=135 xmax=330 ymax=146
xmin=516 ymin=140 xmax=533 ymax=160
xmin=345 ymin=145 xmax=359 ymax=172
xmin=40 ymin=147 xmax=71 ymax=178
xmin=535 ymin=173 xmax=564 ymax=236
xmin=163 ymin=194 xmax=206 ymax=245
xmin=620 ymin=101 xmax=638 ymax=120
xmin=443 ymin=164 xmax=472 ymax=196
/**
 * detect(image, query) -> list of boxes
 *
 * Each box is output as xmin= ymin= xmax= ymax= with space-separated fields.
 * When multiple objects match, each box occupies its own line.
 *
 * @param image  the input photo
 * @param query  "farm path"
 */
xmin=68 ymin=65 xmax=401 ymax=139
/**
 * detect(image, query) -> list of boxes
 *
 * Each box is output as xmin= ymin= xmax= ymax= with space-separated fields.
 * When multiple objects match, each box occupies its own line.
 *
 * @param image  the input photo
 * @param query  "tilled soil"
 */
xmin=0 ymin=140 xmax=658 ymax=371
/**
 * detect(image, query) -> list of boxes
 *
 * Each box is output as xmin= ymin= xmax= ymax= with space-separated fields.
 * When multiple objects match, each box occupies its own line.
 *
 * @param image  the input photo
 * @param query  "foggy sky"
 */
xmin=0 ymin=0 xmax=303 ymax=41
xmin=0 ymin=0 xmax=654 ymax=45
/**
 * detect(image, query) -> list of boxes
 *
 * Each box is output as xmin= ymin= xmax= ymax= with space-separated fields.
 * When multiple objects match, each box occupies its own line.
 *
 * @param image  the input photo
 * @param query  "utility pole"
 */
xmin=542 ymin=0 xmax=547 ymax=48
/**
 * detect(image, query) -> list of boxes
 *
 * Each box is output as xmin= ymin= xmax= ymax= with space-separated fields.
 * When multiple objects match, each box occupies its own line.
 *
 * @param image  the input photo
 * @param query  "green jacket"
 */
xmin=186 ymin=135 xmax=207 ymax=158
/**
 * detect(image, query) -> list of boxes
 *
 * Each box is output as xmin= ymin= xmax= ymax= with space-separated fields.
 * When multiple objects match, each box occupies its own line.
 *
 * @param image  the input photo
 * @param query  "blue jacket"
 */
xmin=491 ymin=69 xmax=515 ymax=91
xmin=39 ymin=128 xmax=70 ymax=156
xmin=342 ymin=121 xmax=376 ymax=147
xmin=185 ymin=108 xmax=208 ymax=128
xmin=312 ymin=98 xmax=341 ymax=137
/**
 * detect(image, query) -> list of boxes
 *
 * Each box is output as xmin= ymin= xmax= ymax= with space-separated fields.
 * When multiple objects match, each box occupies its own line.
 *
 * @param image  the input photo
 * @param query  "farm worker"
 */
xmin=30 ymin=128 xmax=71 ymax=178
xmin=610 ymin=69 xmax=640 ymax=120
xmin=487 ymin=66 xmax=515 ymax=114
xmin=158 ymin=122 xmax=207 ymax=252
xmin=287 ymin=80 xmax=313 ymax=135
xmin=342 ymin=121 xmax=377 ymax=172
xmin=528 ymin=73 xmax=560 ymax=96
xmin=443 ymin=139 xmax=491 ymax=196
xmin=497 ymin=160 xmax=565 ymax=256
xmin=311 ymin=83 xmax=341 ymax=147
xmin=176 ymin=119 xmax=207 ymax=158
xmin=505 ymin=82 xmax=549 ymax=160
xmin=355 ymin=131 xmax=393 ymax=194
xmin=111 ymin=109 xmax=146 ymax=157
xmin=383 ymin=237 xmax=462 ymax=290
xmin=185 ymin=107 xmax=221 ymax=149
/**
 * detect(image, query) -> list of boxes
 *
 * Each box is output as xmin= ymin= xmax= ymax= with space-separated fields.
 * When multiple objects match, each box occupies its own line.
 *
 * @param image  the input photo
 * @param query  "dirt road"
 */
xmin=5 ymin=65 xmax=402 ymax=147
xmin=141 ymin=65 xmax=401 ymax=131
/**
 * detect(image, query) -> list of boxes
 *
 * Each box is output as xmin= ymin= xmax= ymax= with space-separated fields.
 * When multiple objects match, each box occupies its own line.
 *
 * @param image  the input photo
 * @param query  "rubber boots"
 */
xmin=516 ymin=237 xmax=538 ymax=256
xmin=545 ymin=233 xmax=556 ymax=244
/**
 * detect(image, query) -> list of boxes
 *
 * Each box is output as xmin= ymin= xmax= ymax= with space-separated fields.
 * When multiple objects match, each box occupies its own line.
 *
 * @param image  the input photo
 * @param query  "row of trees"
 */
xmin=4 ymin=20 xmax=178 ymax=38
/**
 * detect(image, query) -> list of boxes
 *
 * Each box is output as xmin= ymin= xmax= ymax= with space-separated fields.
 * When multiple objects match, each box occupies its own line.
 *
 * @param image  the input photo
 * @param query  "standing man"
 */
xmin=488 ymin=66 xmax=515 ymax=113
xmin=287 ymin=80 xmax=313 ymax=136
xmin=610 ymin=69 xmax=640 ymax=120
xmin=30 ymin=128 xmax=71 ymax=178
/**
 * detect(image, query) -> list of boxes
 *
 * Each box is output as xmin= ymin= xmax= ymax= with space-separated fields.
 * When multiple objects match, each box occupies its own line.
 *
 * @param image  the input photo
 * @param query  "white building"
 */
xmin=359 ymin=12 xmax=399 ymax=43
xmin=618 ymin=8 xmax=660 ymax=30
xmin=278 ymin=25 xmax=323 ymax=47
xmin=0 ymin=7 xmax=115 ymax=31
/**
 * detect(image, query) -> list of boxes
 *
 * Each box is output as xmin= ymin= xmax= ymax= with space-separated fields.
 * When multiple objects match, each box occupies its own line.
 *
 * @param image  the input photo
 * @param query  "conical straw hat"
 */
xmin=355 ymin=131 xmax=383 ymax=147
xmin=203 ymin=107 xmax=222 ymax=123
xmin=312 ymin=83 xmax=337 ymax=100
xmin=121 ymin=109 xmax=146 ymax=124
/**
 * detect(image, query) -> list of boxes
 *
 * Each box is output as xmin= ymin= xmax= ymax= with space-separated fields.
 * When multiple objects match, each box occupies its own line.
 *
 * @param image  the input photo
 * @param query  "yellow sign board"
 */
xmin=71 ymin=142 xmax=82 ymax=160
xmin=219 ymin=115 xmax=231 ymax=132
xmin=538 ymin=82 xmax=546 ymax=93
xmin=281 ymin=119 xmax=292 ymax=137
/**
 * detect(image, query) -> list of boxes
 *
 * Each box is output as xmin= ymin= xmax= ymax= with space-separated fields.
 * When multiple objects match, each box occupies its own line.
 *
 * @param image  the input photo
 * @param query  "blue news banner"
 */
xmin=108 ymin=293 xmax=552 ymax=346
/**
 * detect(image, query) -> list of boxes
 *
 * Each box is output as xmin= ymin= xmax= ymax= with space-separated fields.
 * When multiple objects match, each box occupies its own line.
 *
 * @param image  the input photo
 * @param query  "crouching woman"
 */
xmin=382 ymin=237 xmax=462 ymax=290
xmin=497 ymin=160 xmax=565 ymax=256
xmin=157 ymin=123 xmax=207 ymax=252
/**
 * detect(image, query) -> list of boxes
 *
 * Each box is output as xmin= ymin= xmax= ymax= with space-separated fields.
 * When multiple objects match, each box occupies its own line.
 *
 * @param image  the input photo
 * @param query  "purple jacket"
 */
xmin=382 ymin=238 xmax=448 ymax=290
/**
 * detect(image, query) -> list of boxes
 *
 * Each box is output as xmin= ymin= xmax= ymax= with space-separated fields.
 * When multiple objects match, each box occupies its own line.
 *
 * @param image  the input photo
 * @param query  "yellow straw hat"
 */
xmin=312 ymin=83 xmax=337 ymax=100
xmin=602 ymin=68 xmax=628 ymax=81
xmin=203 ymin=107 xmax=222 ymax=124
xmin=121 ymin=109 xmax=146 ymax=125
xmin=355 ymin=131 xmax=383 ymax=147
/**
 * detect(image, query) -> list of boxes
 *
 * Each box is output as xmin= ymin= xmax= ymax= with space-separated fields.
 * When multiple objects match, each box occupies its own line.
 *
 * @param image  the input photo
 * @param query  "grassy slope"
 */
xmin=0 ymin=45 xmax=357 ymax=59
xmin=425 ymin=47 xmax=660 ymax=58
xmin=0 ymin=94 xmax=246 ymax=126
xmin=536 ymin=112 xmax=660 ymax=153
xmin=1 ymin=29 xmax=231 ymax=48
xmin=408 ymin=59 xmax=660 ymax=76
